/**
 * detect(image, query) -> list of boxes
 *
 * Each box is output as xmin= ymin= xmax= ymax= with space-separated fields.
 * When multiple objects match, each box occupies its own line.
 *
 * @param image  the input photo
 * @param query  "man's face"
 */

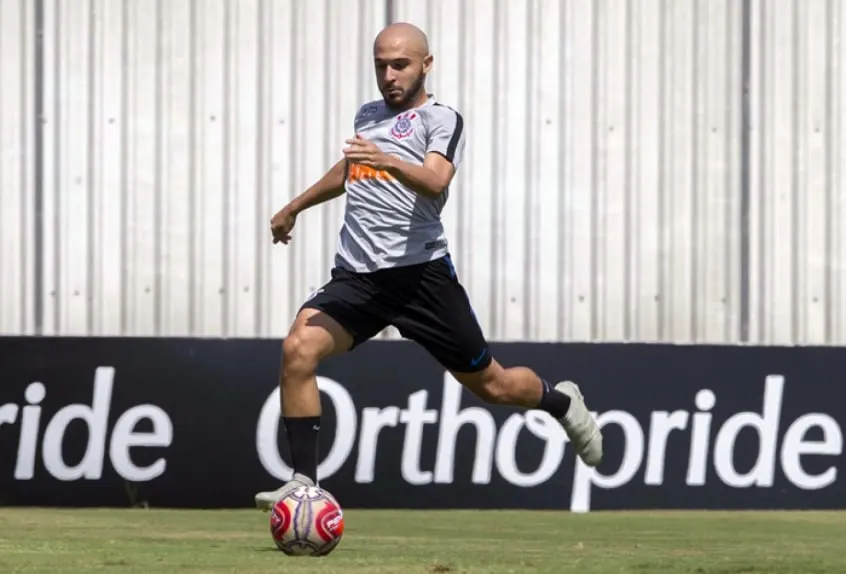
xmin=373 ymin=40 xmax=431 ymax=109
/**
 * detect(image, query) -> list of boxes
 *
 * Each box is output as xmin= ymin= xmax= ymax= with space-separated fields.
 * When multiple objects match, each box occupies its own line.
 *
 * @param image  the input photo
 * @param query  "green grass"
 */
xmin=0 ymin=508 xmax=843 ymax=573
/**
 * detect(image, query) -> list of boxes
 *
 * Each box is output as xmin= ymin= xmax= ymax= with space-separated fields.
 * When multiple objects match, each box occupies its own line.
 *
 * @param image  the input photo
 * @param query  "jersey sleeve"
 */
xmin=353 ymin=105 xmax=366 ymax=131
xmin=353 ymin=102 xmax=379 ymax=131
xmin=425 ymin=105 xmax=466 ymax=169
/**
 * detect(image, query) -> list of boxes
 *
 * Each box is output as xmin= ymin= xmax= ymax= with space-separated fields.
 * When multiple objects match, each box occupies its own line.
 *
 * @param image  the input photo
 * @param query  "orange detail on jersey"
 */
xmin=347 ymin=163 xmax=394 ymax=183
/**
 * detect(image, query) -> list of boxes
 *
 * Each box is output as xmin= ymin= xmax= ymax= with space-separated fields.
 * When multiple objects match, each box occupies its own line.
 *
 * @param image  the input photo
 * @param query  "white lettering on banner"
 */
xmin=357 ymin=405 xmax=400 ymax=483
xmin=109 ymin=404 xmax=174 ymax=481
xmin=256 ymin=376 xmax=358 ymax=482
xmin=713 ymin=374 xmax=782 ymax=488
xmin=434 ymin=374 xmax=497 ymax=484
xmin=42 ymin=367 xmax=114 ymax=480
xmin=14 ymin=382 xmax=45 ymax=480
xmin=496 ymin=411 xmax=565 ymax=487
xmin=781 ymin=414 xmax=843 ymax=490
xmin=399 ymin=391 xmax=438 ymax=485
xmin=688 ymin=390 xmax=716 ymax=485
xmin=644 ymin=410 xmax=689 ymax=485
xmin=5 ymin=367 xmax=174 ymax=482
xmin=255 ymin=372 xmax=844 ymax=512
xmin=568 ymin=375 xmax=844 ymax=512
xmin=256 ymin=373 xmax=568 ymax=486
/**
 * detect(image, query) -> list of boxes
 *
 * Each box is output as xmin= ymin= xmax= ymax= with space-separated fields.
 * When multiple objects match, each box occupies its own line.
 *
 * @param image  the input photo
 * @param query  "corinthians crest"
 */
xmin=390 ymin=111 xmax=417 ymax=139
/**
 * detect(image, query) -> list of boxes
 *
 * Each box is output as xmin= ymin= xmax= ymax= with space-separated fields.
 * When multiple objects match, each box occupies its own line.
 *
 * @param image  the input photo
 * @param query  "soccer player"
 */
xmin=255 ymin=23 xmax=602 ymax=509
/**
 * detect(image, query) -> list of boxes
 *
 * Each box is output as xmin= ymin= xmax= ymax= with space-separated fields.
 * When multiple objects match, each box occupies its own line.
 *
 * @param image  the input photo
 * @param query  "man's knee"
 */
xmin=282 ymin=309 xmax=353 ymax=383
xmin=282 ymin=331 xmax=322 ymax=380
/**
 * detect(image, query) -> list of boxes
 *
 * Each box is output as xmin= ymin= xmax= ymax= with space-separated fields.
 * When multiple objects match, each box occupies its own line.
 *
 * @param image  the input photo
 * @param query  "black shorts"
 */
xmin=301 ymin=254 xmax=492 ymax=373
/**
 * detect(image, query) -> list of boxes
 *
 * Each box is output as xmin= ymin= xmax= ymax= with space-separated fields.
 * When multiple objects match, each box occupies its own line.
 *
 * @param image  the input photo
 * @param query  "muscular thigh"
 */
xmin=299 ymin=266 xmax=392 ymax=349
xmin=390 ymin=255 xmax=492 ymax=374
xmin=286 ymin=306 xmax=354 ymax=360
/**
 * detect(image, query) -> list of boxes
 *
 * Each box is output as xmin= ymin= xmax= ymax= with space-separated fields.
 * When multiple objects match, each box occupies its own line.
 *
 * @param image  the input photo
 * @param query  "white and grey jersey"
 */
xmin=334 ymin=94 xmax=466 ymax=272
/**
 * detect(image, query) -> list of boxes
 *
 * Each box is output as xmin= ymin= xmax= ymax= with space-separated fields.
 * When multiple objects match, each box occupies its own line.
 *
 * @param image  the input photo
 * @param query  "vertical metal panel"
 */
xmin=835 ymin=0 xmax=846 ymax=344
xmin=38 ymin=0 xmax=386 ymax=336
xmin=13 ymin=0 xmax=843 ymax=344
xmin=392 ymin=0 xmax=743 ymax=342
xmin=748 ymin=0 xmax=846 ymax=344
xmin=0 ymin=0 xmax=35 ymax=335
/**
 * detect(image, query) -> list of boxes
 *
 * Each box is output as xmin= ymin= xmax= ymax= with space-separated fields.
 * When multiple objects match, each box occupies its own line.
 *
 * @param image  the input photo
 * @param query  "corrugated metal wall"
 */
xmin=394 ymin=0 xmax=745 ymax=344
xmin=747 ymin=0 xmax=846 ymax=345
xmin=0 ymin=0 xmax=36 ymax=335
xmin=0 ymin=0 xmax=844 ymax=345
xmin=37 ymin=0 xmax=386 ymax=337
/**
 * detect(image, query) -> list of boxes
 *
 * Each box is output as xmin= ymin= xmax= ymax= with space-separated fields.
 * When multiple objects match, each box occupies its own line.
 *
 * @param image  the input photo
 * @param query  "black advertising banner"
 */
xmin=0 ymin=337 xmax=844 ymax=511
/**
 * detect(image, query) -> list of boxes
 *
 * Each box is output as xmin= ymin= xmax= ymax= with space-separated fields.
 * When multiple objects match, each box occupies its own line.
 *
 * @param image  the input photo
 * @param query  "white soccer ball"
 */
xmin=269 ymin=485 xmax=345 ymax=556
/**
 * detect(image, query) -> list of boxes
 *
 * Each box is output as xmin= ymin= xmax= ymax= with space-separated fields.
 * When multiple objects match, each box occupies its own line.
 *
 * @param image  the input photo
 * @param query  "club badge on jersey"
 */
xmin=390 ymin=112 xmax=417 ymax=140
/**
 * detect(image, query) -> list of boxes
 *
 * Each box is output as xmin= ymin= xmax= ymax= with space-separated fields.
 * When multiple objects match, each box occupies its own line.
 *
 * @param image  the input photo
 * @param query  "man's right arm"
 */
xmin=284 ymin=158 xmax=348 ymax=215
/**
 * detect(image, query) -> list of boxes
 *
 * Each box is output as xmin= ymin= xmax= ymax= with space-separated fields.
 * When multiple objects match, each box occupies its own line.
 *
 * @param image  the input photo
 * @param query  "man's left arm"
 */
xmin=387 ymin=107 xmax=465 ymax=199
xmin=384 ymin=151 xmax=455 ymax=200
xmin=343 ymin=106 xmax=466 ymax=200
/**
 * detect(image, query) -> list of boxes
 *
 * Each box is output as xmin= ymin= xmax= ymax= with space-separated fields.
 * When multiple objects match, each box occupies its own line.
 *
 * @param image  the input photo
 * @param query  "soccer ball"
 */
xmin=269 ymin=485 xmax=345 ymax=556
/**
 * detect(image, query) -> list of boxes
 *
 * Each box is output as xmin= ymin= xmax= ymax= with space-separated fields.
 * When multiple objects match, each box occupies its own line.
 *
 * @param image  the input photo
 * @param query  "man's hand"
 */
xmin=342 ymin=135 xmax=392 ymax=170
xmin=269 ymin=158 xmax=347 ymax=246
xmin=343 ymin=134 xmax=455 ymax=199
xmin=270 ymin=207 xmax=297 ymax=245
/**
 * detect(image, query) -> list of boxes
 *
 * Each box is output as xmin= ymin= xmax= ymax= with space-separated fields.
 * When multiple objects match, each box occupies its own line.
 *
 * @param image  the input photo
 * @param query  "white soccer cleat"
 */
xmin=254 ymin=472 xmax=315 ymax=511
xmin=554 ymin=381 xmax=603 ymax=467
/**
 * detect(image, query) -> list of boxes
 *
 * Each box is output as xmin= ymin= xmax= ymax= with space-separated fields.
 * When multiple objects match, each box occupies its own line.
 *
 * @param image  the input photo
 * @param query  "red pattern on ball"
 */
xmin=270 ymin=500 xmax=292 ymax=540
xmin=314 ymin=502 xmax=344 ymax=542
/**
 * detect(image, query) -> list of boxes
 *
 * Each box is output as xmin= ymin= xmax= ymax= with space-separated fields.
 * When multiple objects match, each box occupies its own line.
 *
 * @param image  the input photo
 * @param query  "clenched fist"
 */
xmin=270 ymin=207 xmax=297 ymax=245
xmin=343 ymin=135 xmax=394 ymax=171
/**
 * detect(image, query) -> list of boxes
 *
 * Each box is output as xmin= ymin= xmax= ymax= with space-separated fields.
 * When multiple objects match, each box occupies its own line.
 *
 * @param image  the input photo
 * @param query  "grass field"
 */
xmin=0 ymin=508 xmax=843 ymax=573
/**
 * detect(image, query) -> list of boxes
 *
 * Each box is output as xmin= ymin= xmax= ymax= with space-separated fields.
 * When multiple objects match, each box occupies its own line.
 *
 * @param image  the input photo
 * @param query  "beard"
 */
xmin=383 ymin=71 xmax=427 ymax=110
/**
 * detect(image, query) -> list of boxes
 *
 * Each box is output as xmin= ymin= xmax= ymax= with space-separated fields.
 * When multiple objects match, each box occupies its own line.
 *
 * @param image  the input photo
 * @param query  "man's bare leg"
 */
xmin=255 ymin=308 xmax=353 ymax=510
xmin=451 ymin=359 xmax=603 ymax=467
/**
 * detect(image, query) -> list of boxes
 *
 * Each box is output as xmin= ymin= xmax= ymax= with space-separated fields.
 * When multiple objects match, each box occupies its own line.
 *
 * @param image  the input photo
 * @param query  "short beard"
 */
xmin=385 ymin=72 xmax=427 ymax=110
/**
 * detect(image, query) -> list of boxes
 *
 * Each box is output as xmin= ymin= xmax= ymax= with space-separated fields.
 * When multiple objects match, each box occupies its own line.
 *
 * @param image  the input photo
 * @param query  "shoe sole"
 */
xmin=255 ymin=495 xmax=279 ymax=511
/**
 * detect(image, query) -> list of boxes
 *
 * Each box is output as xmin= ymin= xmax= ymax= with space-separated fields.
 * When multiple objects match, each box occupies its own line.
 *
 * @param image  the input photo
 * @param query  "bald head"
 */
xmin=372 ymin=23 xmax=433 ymax=110
xmin=374 ymin=22 xmax=430 ymax=58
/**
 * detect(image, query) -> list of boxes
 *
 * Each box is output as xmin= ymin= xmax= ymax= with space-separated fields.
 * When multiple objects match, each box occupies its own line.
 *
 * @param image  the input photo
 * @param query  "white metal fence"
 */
xmin=1 ymin=0 xmax=844 ymax=344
